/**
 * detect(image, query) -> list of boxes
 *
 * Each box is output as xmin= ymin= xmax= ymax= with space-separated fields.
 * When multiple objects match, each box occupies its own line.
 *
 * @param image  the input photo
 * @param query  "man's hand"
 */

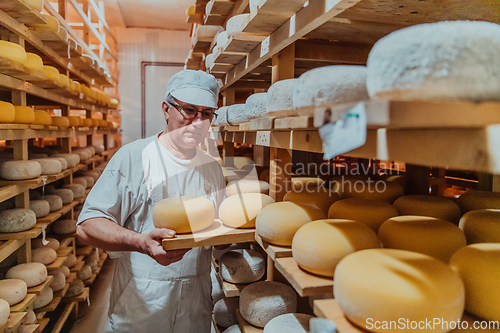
xmin=142 ymin=228 xmax=189 ymax=266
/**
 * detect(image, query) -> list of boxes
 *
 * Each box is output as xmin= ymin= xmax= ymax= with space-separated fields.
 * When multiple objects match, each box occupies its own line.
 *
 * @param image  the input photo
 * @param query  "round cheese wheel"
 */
xmin=0 ymin=279 xmax=27 ymax=305
xmin=82 ymin=171 xmax=99 ymax=182
xmin=64 ymin=254 xmax=77 ymax=268
xmin=25 ymin=53 xmax=44 ymax=72
xmin=213 ymin=243 xmax=250 ymax=262
xmin=82 ymin=118 xmax=93 ymax=127
xmin=72 ymin=150 xmax=90 ymax=162
xmin=450 ymin=243 xmax=500 ymax=321
xmin=327 ymin=198 xmax=399 ymax=232
xmin=331 ymin=176 xmax=404 ymax=203
xmin=256 ymin=202 xmax=326 ymax=246
xmin=33 ymin=285 xmax=53 ymax=309
xmin=40 ymin=14 xmax=59 ymax=32
xmin=379 ymin=215 xmax=466 ymax=262
xmin=52 ymin=116 xmax=69 ymax=128
xmin=245 ymin=93 xmax=268 ymax=119
xmin=217 ymin=106 xmax=229 ymax=126
xmin=0 ymin=40 xmax=27 ymax=64
xmin=62 ymin=184 xmax=85 ymax=198
xmin=0 ymin=208 xmax=37 ymax=233
xmin=393 ymin=195 xmax=461 ymax=224
xmin=58 ymin=74 xmax=69 ymax=88
xmin=31 ymin=158 xmax=62 ymax=175
xmin=58 ymin=265 xmax=70 ymax=278
xmin=0 ymin=299 xmax=9 ymax=326
xmin=264 ymin=313 xmax=313 ymax=333
xmin=33 ymin=110 xmax=52 ymax=126
xmin=32 ymin=237 xmax=60 ymax=251
xmin=77 ymin=264 xmax=92 ymax=280
xmin=0 ymin=101 xmax=15 ymax=123
xmin=43 ymin=65 xmax=59 ymax=81
xmin=366 ymin=21 xmax=500 ymax=102
xmin=283 ymin=187 xmax=340 ymax=216
xmin=92 ymin=145 xmax=104 ymax=154
xmin=68 ymin=79 xmax=75 ymax=92
xmin=226 ymin=14 xmax=249 ymax=37
xmin=54 ymin=157 xmax=67 ymax=170
xmin=52 ymin=154 xmax=80 ymax=168
xmin=457 ymin=190 xmax=500 ymax=215
xmin=6 ymin=262 xmax=48 ymax=287
xmin=153 ymin=196 xmax=214 ymax=233
xmin=217 ymin=31 xmax=229 ymax=49
xmin=23 ymin=309 xmax=36 ymax=324
xmin=30 ymin=199 xmax=50 ymax=218
xmin=294 ymin=66 xmax=369 ymax=116
xmin=220 ymin=249 xmax=266 ymax=283
xmin=86 ymin=258 xmax=98 ymax=272
xmin=291 ymin=177 xmax=324 ymax=191
xmin=73 ymin=81 xmax=81 ymax=93
xmin=43 ymin=195 xmax=63 ymax=212
xmin=459 ymin=209 xmax=500 ymax=244
xmin=334 ymin=249 xmax=465 ymax=333
xmin=214 ymin=298 xmax=239 ymax=328
xmin=82 ymin=176 xmax=95 ymax=188
xmin=240 ymin=281 xmax=297 ymax=327
xmin=48 ymin=189 xmax=74 ymax=204
xmin=81 ymin=86 xmax=91 ymax=98
xmin=52 ymin=219 xmax=76 ymax=235
xmin=50 ymin=271 xmax=66 ymax=292
xmin=65 ymin=279 xmax=84 ymax=297
xmin=67 ymin=116 xmax=80 ymax=127
xmin=227 ymin=104 xmax=249 ymax=125
xmin=13 ymin=106 xmax=35 ymax=124
xmin=73 ymin=177 xmax=88 ymax=189
xmin=267 ymin=79 xmax=297 ymax=113
xmin=309 ymin=318 xmax=337 ymax=333
xmin=222 ymin=325 xmax=242 ymax=333
xmin=292 ymin=219 xmax=380 ymax=277
xmin=220 ymin=193 xmax=274 ymax=228
xmin=32 ymin=247 xmax=57 ymax=265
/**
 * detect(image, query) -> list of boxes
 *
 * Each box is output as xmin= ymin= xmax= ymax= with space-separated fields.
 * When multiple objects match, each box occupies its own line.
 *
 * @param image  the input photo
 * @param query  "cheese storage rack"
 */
xmin=0 ymin=0 xmax=120 ymax=331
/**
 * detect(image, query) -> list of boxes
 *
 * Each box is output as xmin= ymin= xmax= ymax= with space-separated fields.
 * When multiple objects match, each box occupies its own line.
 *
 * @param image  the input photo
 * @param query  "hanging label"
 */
xmin=318 ymin=102 xmax=367 ymax=160
xmin=42 ymin=225 xmax=49 ymax=245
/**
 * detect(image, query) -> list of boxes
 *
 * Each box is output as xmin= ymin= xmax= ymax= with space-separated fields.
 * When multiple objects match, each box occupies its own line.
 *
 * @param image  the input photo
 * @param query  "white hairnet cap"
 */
xmin=166 ymin=70 xmax=219 ymax=108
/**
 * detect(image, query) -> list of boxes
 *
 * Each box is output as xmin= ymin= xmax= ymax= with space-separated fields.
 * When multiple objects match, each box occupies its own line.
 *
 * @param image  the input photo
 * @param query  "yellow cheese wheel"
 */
xmin=25 ymin=53 xmax=44 ymax=72
xmin=58 ymin=74 xmax=69 ymax=88
xmin=153 ymin=196 xmax=214 ymax=233
xmin=283 ymin=187 xmax=340 ymax=216
xmin=67 ymin=116 xmax=80 ymax=127
xmin=68 ymin=79 xmax=75 ymax=92
xmin=457 ymin=190 xmax=500 ymax=215
xmin=328 ymin=198 xmax=399 ymax=232
xmin=459 ymin=209 xmax=500 ymax=244
xmin=378 ymin=215 xmax=466 ymax=262
xmin=40 ymin=14 xmax=59 ymax=32
xmin=91 ymin=119 xmax=100 ymax=127
xmin=187 ymin=5 xmax=196 ymax=15
xmin=334 ymin=249 xmax=465 ymax=333
xmin=23 ymin=0 xmax=44 ymax=12
xmin=43 ymin=66 xmax=59 ymax=81
xmin=292 ymin=219 xmax=380 ymax=277
xmin=331 ymin=175 xmax=375 ymax=198
xmin=33 ymin=110 xmax=52 ymax=125
xmin=393 ymin=195 xmax=461 ymax=224
xmin=291 ymin=177 xmax=325 ymax=191
xmin=256 ymin=201 xmax=326 ymax=246
xmin=450 ymin=243 xmax=500 ymax=321
xmin=81 ymin=85 xmax=91 ymax=97
xmin=0 ymin=101 xmax=15 ymax=123
xmin=52 ymin=116 xmax=69 ymax=128
xmin=331 ymin=175 xmax=404 ymax=203
xmin=82 ymin=118 xmax=93 ymax=127
xmin=0 ymin=40 xmax=27 ymax=64
xmin=73 ymin=81 xmax=81 ymax=93
xmin=220 ymin=193 xmax=275 ymax=228
xmin=226 ymin=179 xmax=269 ymax=197
xmin=13 ymin=106 xmax=35 ymax=124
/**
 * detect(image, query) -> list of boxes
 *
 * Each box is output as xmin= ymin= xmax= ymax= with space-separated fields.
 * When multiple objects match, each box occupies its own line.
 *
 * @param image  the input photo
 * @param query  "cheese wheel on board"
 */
xmin=64 ymin=254 xmax=77 ymax=268
xmin=0 ymin=299 xmax=9 ymax=326
xmin=378 ymin=216 xmax=466 ymax=262
xmin=58 ymin=74 xmax=69 ymax=88
xmin=25 ymin=53 xmax=44 ymax=72
xmin=67 ymin=116 xmax=80 ymax=127
xmin=292 ymin=219 xmax=380 ymax=277
xmin=48 ymin=189 xmax=73 ymax=205
xmin=54 ymin=157 xmax=67 ymax=170
xmin=43 ymin=195 xmax=63 ymax=212
xmin=13 ymin=106 xmax=35 ymax=124
xmin=82 ymin=175 xmax=95 ymax=188
xmin=72 ymin=150 xmax=90 ymax=162
xmin=0 ymin=40 xmax=27 ymax=64
xmin=50 ymin=271 xmax=66 ymax=292
xmin=450 ymin=243 xmax=500 ymax=321
xmin=0 ymin=101 xmax=15 ymax=123
xmin=216 ymin=106 xmax=229 ymax=126
xmin=245 ymin=93 xmax=268 ymax=119
xmin=29 ymin=199 xmax=50 ymax=218
xmin=52 ymin=116 xmax=69 ymax=128
xmin=457 ymin=190 xmax=500 ymax=215
xmin=291 ymin=177 xmax=325 ymax=191
xmin=68 ymin=79 xmax=75 ymax=92
xmin=58 ymin=265 xmax=70 ymax=278
xmin=225 ymin=179 xmax=269 ymax=197
xmin=226 ymin=14 xmax=249 ymax=37
xmin=283 ymin=187 xmax=340 ymax=216
xmin=214 ymin=298 xmax=239 ymax=328
xmin=23 ymin=309 xmax=36 ymax=324
xmin=393 ymin=195 xmax=461 ymax=224
xmin=459 ymin=209 xmax=500 ymax=244
xmin=256 ymin=201 xmax=326 ymax=247
xmin=73 ymin=81 xmax=81 ymax=93
xmin=331 ymin=175 xmax=404 ymax=203
xmin=62 ymin=184 xmax=85 ymax=198
xmin=77 ymin=265 xmax=92 ymax=281
xmin=220 ymin=249 xmax=266 ymax=284
xmin=92 ymin=145 xmax=104 ymax=155
xmin=6 ymin=262 xmax=48 ymax=287
xmin=0 ymin=160 xmax=41 ymax=180
xmin=328 ymin=198 xmax=399 ymax=232
xmin=52 ymin=219 xmax=76 ymax=234
xmin=31 ymin=158 xmax=62 ymax=175
xmin=33 ymin=110 xmax=52 ymax=125
xmin=227 ymin=104 xmax=249 ymax=125
xmin=0 ymin=208 xmax=37 ymax=233
xmin=43 ymin=65 xmax=59 ymax=81
xmin=205 ymin=53 xmax=215 ymax=70
xmin=263 ymin=313 xmax=313 ymax=333
xmin=31 ymin=247 xmax=57 ymax=265
xmin=86 ymin=258 xmax=98 ymax=272
xmin=220 ymin=193 xmax=274 ymax=228
xmin=0 ymin=279 xmax=27 ymax=305
xmin=32 ymin=237 xmax=59 ymax=251
xmin=24 ymin=0 xmax=44 ymax=12
xmin=82 ymin=171 xmax=99 ymax=182
xmin=39 ymin=14 xmax=59 ymax=32
xmin=294 ymin=66 xmax=369 ymax=116
xmin=73 ymin=177 xmax=88 ymax=189
xmin=33 ymin=285 xmax=53 ymax=309
xmin=52 ymin=153 xmax=80 ymax=168
xmin=82 ymin=118 xmax=93 ymax=127
xmin=65 ymin=279 xmax=84 ymax=297
xmin=267 ymin=79 xmax=297 ymax=113
xmin=366 ymin=21 xmax=500 ymax=102
xmin=240 ymin=281 xmax=297 ymax=327
xmin=153 ymin=196 xmax=214 ymax=233
xmin=335 ymin=249 xmax=465 ymax=333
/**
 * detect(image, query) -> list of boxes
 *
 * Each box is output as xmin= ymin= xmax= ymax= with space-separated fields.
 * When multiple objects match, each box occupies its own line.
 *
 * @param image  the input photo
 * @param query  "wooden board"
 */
xmin=275 ymin=257 xmax=333 ymax=297
xmin=314 ymin=299 xmax=368 ymax=333
xmin=27 ymin=275 xmax=54 ymax=295
xmin=243 ymin=0 xmax=309 ymax=34
xmin=69 ymin=260 xmax=84 ymax=272
xmin=36 ymin=201 xmax=79 ymax=227
xmin=215 ymin=269 xmax=247 ymax=298
xmin=4 ymin=312 xmax=26 ymax=333
xmin=83 ymin=273 xmax=97 ymax=286
xmin=66 ymin=272 xmax=77 ymax=284
xmin=254 ymin=233 xmax=292 ymax=260
xmin=50 ymin=302 xmax=75 ymax=333
xmin=0 ymin=226 xmax=43 ymax=241
xmin=19 ymin=324 xmax=39 ymax=333
xmin=35 ymin=318 xmax=50 ymax=333
xmin=162 ymin=220 xmax=256 ymax=250
xmin=250 ymin=117 xmax=275 ymax=130
xmin=75 ymin=245 xmax=94 ymax=256
xmin=236 ymin=309 xmax=264 ymax=332
xmin=61 ymin=287 xmax=89 ymax=303
xmin=34 ymin=296 xmax=62 ymax=313
xmin=274 ymin=116 xmax=314 ymax=130
xmin=10 ymin=293 xmax=35 ymax=312
xmin=239 ymin=122 xmax=252 ymax=131
xmin=0 ymin=239 xmax=26 ymax=262
xmin=56 ymin=247 xmax=73 ymax=257
xmin=59 ymin=238 xmax=74 ymax=248
xmin=224 ymin=33 xmax=267 ymax=54
xmin=0 ymin=57 xmax=46 ymax=82
xmin=45 ymin=256 xmax=67 ymax=270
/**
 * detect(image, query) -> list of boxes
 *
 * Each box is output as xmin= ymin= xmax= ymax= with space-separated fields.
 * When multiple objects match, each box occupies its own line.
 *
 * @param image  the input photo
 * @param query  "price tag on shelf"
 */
xmin=319 ymin=102 xmax=367 ymax=160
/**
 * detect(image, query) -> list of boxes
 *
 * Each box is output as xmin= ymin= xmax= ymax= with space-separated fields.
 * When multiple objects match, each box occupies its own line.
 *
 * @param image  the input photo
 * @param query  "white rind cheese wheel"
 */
xmin=23 ymin=309 xmax=36 ymax=324
xmin=0 ymin=101 xmax=15 ymax=123
xmin=459 ymin=209 xmax=500 ymax=244
xmin=0 ymin=279 xmax=28 ymax=305
xmin=43 ymin=195 xmax=63 ymax=212
xmin=72 ymin=177 xmax=88 ymax=189
xmin=283 ymin=187 xmax=340 ymax=216
xmin=366 ymin=21 xmax=500 ymax=102
xmin=450 ymin=243 xmax=500 ymax=321
xmin=216 ymin=106 xmax=229 ymax=126
xmin=82 ymin=171 xmax=99 ymax=183
xmin=50 ymin=271 xmax=66 ymax=292
xmin=54 ymin=157 xmax=67 ymax=170
xmin=328 ymin=198 xmax=399 ymax=232
xmin=86 ymin=258 xmax=98 ymax=272
xmin=225 ymin=179 xmax=269 ymax=197
xmin=52 ymin=154 xmax=80 ymax=168
xmin=6 ymin=262 xmax=48 ymax=287
xmin=223 ymin=325 xmax=242 ymax=333
xmin=48 ymin=189 xmax=74 ymax=204
xmin=33 ymin=110 xmax=52 ymax=126
xmin=29 ymin=199 xmax=50 ymax=218
xmin=51 ymin=219 xmax=76 ymax=235
xmin=25 ymin=53 xmax=44 ymax=72
xmin=457 ymin=190 xmax=500 ymax=215
xmin=31 ymin=247 xmax=57 ymax=265
xmin=226 ymin=14 xmax=249 ymax=37
xmin=294 ymin=66 xmax=369 ymax=116
xmin=263 ymin=313 xmax=313 ymax=333
xmin=214 ymin=298 xmax=239 ymax=328
xmin=393 ymin=195 xmax=461 ymax=224
xmin=0 ymin=40 xmax=27 ymax=64
xmin=33 ymin=286 xmax=53 ymax=309
xmin=58 ymin=265 xmax=70 ymax=278
xmin=72 ymin=150 xmax=90 ymax=162
xmin=331 ymin=176 xmax=404 ymax=204
xmin=240 ymin=281 xmax=297 ymax=327
xmin=256 ymin=202 xmax=326 ymax=246
xmin=0 ymin=299 xmax=9 ymax=326
xmin=32 ymin=237 xmax=60 ymax=251
xmin=0 ymin=160 xmax=41 ymax=180
xmin=63 ymin=254 xmax=77 ymax=268
xmin=245 ymin=93 xmax=268 ymax=119
xmin=213 ymin=243 xmax=250 ymax=262
xmin=14 ymin=106 xmax=35 ymax=124
xmin=62 ymin=184 xmax=85 ymax=198
xmin=205 ymin=53 xmax=215 ymax=70
xmin=227 ymin=104 xmax=248 ymax=125
xmin=92 ymin=145 xmax=104 ymax=155
xmin=334 ymin=249 xmax=465 ymax=333
xmin=0 ymin=208 xmax=37 ymax=233
xmin=82 ymin=176 xmax=95 ymax=188
xmin=379 ymin=216 xmax=466 ymax=262
xmin=77 ymin=265 xmax=92 ymax=281
xmin=153 ymin=196 xmax=214 ymax=233
xmin=31 ymin=158 xmax=62 ymax=175
xmin=292 ymin=219 xmax=380 ymax=277
xmin=267 ymin=79 xmax=297 ymax=113
xmin=220 ymin=249 xmax=266 ymax=283
xmin=65 ymin=279 xmax=84 ymax=297
xmin=220 ymin=193 xmax=274 ymax=228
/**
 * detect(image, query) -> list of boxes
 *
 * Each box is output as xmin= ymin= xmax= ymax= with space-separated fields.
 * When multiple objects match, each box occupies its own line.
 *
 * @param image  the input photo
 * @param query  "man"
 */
xmin=76 ymin=70 xmax=226 ymax=332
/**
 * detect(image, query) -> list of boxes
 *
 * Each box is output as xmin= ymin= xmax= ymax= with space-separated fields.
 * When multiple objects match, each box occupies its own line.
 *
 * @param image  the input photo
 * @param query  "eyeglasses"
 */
xmin=168 ymin=101 xmax=218 ymax=120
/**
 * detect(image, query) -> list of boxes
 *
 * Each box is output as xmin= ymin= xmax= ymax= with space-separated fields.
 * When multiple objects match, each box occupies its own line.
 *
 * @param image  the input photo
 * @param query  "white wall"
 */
xmin=115 ymin=28 xmax=191 ymax=144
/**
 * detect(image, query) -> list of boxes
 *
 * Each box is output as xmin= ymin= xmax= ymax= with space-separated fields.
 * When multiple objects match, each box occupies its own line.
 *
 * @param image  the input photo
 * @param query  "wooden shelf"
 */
xmin=313 ymin=299 xmax=367 ymax=333
xmin=0 ymin=226 xmax=43 ymax=241
xmin=204 ymin=0 xmax=235 ymax=26
xmin=59 ymin=238 xmax=74 ymax=248
xmin=216 ymin=269 xmax=247 ymax=298
xmin=46 ymin=256 xmax=67 ymax=270
xmin=0 ymin=122 xmax=118 ymax=141
xmin=56 ymin=247 xmax=73 ymax=257
xmin=0 ymin=0 xmax=47 ymax=26
xmin=3 ymin=311 xmax=26 ymax=333
xmin=254 ymin=233 xmax=292 ymax=261
xmin=0 ymin=239 xmax=26 ymax=262
xmin=236 ymin=309 xmax=263 ymax=333
xmin=61 ymin=287 xmax=89 ymax=303
xmin=50 ymin=302 xmax=75 ymax=333
xmin=27 ymin=275 xmax=54 ymax=296
xmin=10 ymin=293 xmax=35 ymax=312
xmin=83 ymin=273 xmax=97 ymax=286
xmin=34 ymin=296 xmax=61 ymax=313
xmin=35 ymin=318 xmax=50 ymax=333
xmin=37 ymin=201 xmax=80 ymax=227
xmin=66 ymin=272 xmax=76 ymax=284
xmin=69 ymin=260 xmax=84 ymax=272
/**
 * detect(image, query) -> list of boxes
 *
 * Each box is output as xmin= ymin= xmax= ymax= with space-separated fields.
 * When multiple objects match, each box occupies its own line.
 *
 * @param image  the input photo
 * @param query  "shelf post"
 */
xmin=269 ymin=147 xmax=292 ymax=202
xmin=223 ymin=88 xmax=235 ymax=106
xmin=271 ymin=43 xmax=295 ymax=84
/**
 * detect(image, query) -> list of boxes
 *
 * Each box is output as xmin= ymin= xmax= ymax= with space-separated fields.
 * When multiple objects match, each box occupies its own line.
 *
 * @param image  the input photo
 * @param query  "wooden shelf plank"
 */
xmin=56 ymin=247 xmax=73 ymax=257
xmin=0 ymin=0 xmax=47 ymax=26
xmin=313 ymin=299 xmax=367 ymax=333
xmin=50 ymin=301 xmax=75 ymax=333
xmin=27 ymin=275 xmax=54 ymax=295
xmin=83 ymin=273 xmax=97 ymax=286
xmin=36 ymin=318 xmax=50 ymax=333
xmin=36 ymin=201 xmax=79 ymax=227
xmin=34 ymin=296 xmax=61 ymax=313
xmin=0 ymin=239 xmax=26 ymax=262
xmin=0 ymin=226 xmax=43 ymax=241
xmin=69 ymin=260 xmax=84 ymax=272
xmin=4 ymin=311 xmax=26 ymax=333
xmin=20 ymin=323 xmax=39 ymax=333
xmin=254 ymin=233 xmax=292 ymax=261
xmin=45 ymin=256 xmax=67 ymax=270
xmin=66 ymin=272 xmax=76 ymax=284
xmin=61 ymin=287 xmax=88 ymax=303
xmin=59 ymin=238 xmax=73 ymax=248
xmin=216 ymin=270 xmax=247 ymax=298
xmin=236 ymin=309 xmax=263 ymax=333
xmin=10 ymin=293 xmax=36 ymax=312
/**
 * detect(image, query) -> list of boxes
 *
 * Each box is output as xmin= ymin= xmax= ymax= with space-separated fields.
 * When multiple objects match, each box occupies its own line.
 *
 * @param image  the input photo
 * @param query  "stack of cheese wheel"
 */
xmin=331 ymin=175 xmax=404 ymax=203
xmin=220 ymin=193 xmax=274 ymax=228
xmin=0 ymin=160 xmax=41 ymax=180
xmin=77 ymin=264 xmax=92 ymax=281
xmin=266 ymin=79 xmax=297 ymax=115
xmin=225 ymin=179 xmax=269 ymax=197
xmin=0 ymin=40 xmax=27 ymax=65
xmin=43 ymin=65 xmax=60 ymax=81
xmin=264 ymin=313 xmax=313 ymax=333
xmin=25 ymin=53 xmax=44 ymax=73
xmin=48 ymin=188 xmax=74 ymax=204
xmin=29 ymin=199 xmax=50 ymax=218
xmin=0 ymin=208 xmax=37 ymax=233
xmin=457 ymin=190 xmax=500 ymax=215
xmin=459 ymin=209 xmax=500 ymax=244
xmin=52 ymin=116 xmax=70 ymax=128
xmin=450 ymin=243 xmax=500 ymax=322
xmin=245 ymin=93 xmax=269 ymax=119
xmin=283 ymin=187 xmax=339 ymax=216
xmin=51 ymin=219 xmax=77 ymax=235
xmin=393 ymin=195 xmax=461 ymax=224
xmin=31 ymin=247 xmax=57 ymax=265
xmin=0 ymin=101 xmax=15 ymax=123
xmin=13 ymin=106 xmax=35 ymax=124
xmin=213 ymin=298 xmax=239 ymax=328
xmin=226 ymin=14 xmax=249 ymax=37
xmin=153 ymin=196 xmax=214 ymax=233
xmin=6 ymin=263 xmax=48 ymax=288
xmin=292 ymin=219 xmax=380 ymax=277
xmin=220 ymin=249 xmax=266 ymax=283
xmin=31 ymin=158 xmax=62 ymax=175
xmin=33 ymin=110 xmax=52 ymax=125
xmin=256 ymin=201 xmax=325 ymax=246
xmin=0 ymin=279 xmax=27 ymax=305
xmin=378 ymin=216 xmax=466 ymax=262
